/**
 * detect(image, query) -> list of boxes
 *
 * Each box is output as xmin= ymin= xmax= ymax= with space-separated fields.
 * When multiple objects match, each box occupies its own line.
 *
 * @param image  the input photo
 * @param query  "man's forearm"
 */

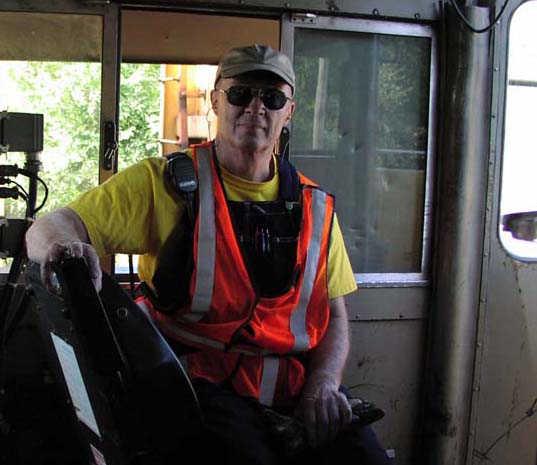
xmin=295 ymin=296 xmax=352 ymax=446
xmin=26 ymin=207 xmax=90 ymax=264
xmin=307 ymin=296 xmax=350 ymax=386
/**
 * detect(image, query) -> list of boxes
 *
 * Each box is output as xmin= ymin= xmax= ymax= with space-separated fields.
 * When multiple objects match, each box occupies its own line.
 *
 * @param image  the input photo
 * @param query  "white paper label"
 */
xmin=51 ymin=333 xmax=101 ymax=437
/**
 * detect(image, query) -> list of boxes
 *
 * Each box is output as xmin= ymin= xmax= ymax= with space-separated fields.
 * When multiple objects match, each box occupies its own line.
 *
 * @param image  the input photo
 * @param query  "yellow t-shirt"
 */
xmin=69 ymin=156 xmax=357 ymax=299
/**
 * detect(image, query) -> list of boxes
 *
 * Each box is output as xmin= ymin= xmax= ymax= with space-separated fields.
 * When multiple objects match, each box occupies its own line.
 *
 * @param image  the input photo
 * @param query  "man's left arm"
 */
xmin=295 ymin=295 xmax=352 ymax=447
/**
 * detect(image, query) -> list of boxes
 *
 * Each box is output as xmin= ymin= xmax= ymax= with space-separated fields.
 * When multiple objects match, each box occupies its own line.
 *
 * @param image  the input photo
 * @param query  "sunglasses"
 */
xmin=218 ymin=86 xmax=291 ymax=110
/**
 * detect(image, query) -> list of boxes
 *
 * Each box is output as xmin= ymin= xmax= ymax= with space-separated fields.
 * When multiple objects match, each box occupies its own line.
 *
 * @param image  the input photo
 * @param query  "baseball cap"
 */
xmin=215 ymin=44 xmax=295 ymax=91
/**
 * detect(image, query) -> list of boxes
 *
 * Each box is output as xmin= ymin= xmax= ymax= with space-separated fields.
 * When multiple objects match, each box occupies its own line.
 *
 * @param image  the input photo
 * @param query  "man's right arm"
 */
xmin=26 ymin=207 xmax=102 ymax=291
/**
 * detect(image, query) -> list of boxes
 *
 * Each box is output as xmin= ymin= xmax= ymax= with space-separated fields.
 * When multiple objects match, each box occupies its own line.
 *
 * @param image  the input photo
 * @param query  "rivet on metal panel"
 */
xmin=494 ymin=67 xmax=499 ymax=72
xmin=372 ymin=8 xmax=380 ymax=15
xmin=285 ymin=2 xmax=290 ymax=7
xmin=480 ymin=297 xmax=486 ymax=303
xmin=492 ymin=114 xmax=496 ymax=118
xmin=414 ymin=13 xmax=421 ymax=19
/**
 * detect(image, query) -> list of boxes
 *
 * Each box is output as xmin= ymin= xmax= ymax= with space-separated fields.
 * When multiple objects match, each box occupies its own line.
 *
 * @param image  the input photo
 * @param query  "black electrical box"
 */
xmin=0 ymin=112 xmax=44 ymax=153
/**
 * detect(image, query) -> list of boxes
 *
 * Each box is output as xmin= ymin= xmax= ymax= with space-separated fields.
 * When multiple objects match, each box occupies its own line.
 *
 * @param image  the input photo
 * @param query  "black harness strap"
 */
xmin=277 ymin=155 xmax=301 ymax=202
xmin=140 ymin=152 xmax=198 ymax=314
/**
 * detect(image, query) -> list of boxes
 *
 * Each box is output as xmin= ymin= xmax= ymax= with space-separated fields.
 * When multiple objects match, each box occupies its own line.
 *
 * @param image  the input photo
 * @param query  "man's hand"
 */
xmin=41 ymin=241 xmax=102 ymax=293
xmin=294 ymin=296 xmax=352 ymax=448
xmin=295 ymin=376 xmax=352 ymax=448
xmin=26 ymin=207 xmax=102 ymax=293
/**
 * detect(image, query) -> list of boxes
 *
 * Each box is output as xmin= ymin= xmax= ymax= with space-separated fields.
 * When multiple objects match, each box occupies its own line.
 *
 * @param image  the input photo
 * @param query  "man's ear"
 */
xmin=285 ymin=100 xmax=296 ymax=124
xmin=210 ymin=89 xmax=219 ymax=116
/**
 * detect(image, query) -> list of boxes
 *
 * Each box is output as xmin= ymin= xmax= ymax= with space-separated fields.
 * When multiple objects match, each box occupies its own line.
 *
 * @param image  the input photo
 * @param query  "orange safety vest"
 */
xmin=140 ymin=142 xmax=335 ymax=410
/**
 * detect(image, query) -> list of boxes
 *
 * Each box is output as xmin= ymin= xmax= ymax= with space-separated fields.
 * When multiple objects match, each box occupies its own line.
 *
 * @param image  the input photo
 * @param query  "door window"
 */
xmin=283 ymin=17 xmax=435 ymax=282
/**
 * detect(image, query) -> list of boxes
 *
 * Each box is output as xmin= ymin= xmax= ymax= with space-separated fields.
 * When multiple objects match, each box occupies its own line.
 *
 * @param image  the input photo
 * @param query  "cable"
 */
xmin=0 ymin=165 xmax=48 ymax=215
xmin=6 ymin=179 xmax=29 ymax=200
xmin=448 ymin=0 xmax=512 ymax=34
xmin=32 ymin=175 xmax=48 ymax=215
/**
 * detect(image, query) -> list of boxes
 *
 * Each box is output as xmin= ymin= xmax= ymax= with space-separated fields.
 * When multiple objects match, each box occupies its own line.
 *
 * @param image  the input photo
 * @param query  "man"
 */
xmin=26 ymin=45 xmax=389 ymax=464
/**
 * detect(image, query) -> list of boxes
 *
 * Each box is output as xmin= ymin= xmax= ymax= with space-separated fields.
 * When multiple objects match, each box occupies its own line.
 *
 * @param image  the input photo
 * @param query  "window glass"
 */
xmin=500 ymin=1 xmax=537 ymax=258
xmin=118 ymin=63 xmax=162 ymax=171
xmin=291 ymin=29 xmax=431 ymax=273
xmin=0 ymin=12 xmax=102 ymax=269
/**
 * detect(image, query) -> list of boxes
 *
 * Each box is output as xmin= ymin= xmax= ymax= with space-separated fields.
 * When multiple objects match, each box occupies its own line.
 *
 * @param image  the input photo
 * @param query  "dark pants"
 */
xmin=192 ymin=379 xmax=391 ymax=465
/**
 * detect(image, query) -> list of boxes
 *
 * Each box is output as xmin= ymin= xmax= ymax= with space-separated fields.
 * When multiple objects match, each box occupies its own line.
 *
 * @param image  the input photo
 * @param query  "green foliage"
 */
xmin=118 ymin=64 xmax=161 ymax=170
xmin=1 ymin=61 xmax=162 ymax=218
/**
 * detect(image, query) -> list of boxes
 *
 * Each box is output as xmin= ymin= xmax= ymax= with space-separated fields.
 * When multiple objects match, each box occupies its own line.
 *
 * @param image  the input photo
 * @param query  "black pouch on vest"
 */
xmin=227 ymin=199 xmax=302 ymax=297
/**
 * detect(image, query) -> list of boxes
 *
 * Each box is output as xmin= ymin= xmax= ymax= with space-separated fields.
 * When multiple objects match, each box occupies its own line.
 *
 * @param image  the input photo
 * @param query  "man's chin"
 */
xmin=235 ymin=138 xmax=270 ymax=153
xmin=233 ymin=132 xmax=269 ymax=149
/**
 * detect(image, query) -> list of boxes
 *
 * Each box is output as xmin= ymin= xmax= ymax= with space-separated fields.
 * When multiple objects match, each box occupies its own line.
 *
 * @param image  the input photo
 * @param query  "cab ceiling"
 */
xmin=122 ymin=10 xmax=279 ymax=64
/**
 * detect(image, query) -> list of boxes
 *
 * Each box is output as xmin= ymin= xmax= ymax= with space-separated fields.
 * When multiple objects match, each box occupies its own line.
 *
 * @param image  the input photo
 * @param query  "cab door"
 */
xmin=282 ymin=14 xmax=437 ymax=465
xmin=0 ymin=2 xmax=120 ymax=462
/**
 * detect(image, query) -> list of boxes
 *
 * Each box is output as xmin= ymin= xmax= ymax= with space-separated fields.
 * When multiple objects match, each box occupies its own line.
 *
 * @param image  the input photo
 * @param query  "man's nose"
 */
xmin=245 ymin=90 xmax=266 ymax=114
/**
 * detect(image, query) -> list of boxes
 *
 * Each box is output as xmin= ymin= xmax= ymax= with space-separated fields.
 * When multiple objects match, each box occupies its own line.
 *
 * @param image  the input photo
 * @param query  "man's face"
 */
xmin=210 ymin=74 xmax=295 ymax=154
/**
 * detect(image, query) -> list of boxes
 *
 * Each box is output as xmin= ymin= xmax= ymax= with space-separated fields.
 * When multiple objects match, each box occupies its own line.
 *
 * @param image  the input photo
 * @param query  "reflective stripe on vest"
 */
xmin=259 ymin=356 xmax=280 ymax=407
xmin=291 ymin=188 xmax=326 ymax=352
xmin=153 ymin=311 xmax=273 ymax=356
xmin=188 ymin=146 xmax=215 ymax=321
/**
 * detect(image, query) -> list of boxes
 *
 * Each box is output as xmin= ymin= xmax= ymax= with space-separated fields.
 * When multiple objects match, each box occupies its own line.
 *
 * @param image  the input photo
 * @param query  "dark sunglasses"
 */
xmin=218 ymin=85 xmax=291 ymax=110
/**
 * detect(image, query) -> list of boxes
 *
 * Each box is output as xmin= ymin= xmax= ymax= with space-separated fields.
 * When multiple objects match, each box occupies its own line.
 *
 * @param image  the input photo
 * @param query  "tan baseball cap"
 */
xmin=215 ymin=44 xmax=295 ymax=91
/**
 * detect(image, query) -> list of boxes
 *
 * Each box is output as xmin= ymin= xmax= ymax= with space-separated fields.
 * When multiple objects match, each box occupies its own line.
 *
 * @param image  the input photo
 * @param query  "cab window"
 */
xmin=500 ymin=0 xmax=537 ymax=258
